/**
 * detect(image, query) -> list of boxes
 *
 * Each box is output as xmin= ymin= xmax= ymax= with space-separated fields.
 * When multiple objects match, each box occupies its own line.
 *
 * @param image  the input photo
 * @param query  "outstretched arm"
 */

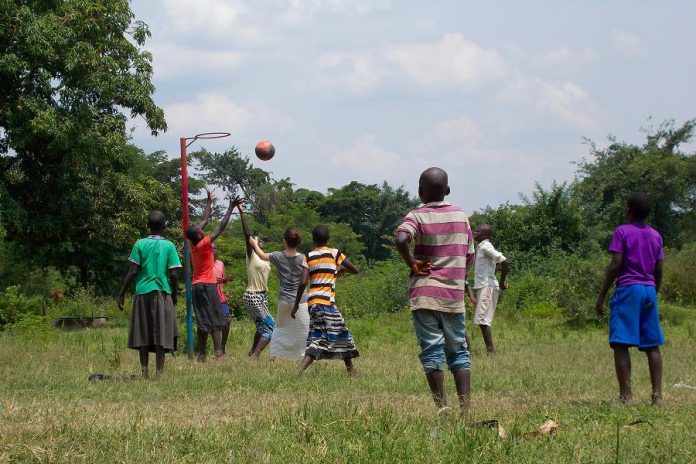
xmin=117 ymin=262 xmax=139 ymax=311
xmin=249 ymin=236 xmax=270 ymax=261
xmin=198 ymin=190 xmax=214 ymax=230
xmin=595 ymin=253 xmax=623 ymax=316
xmin=291 ymin=267 xmax=309 ymax=319
xmin=211 ymin=196 xmax=242 ymax=242
xmin=236 ymin=202 xmax=253 ymax=257
xmin=395 ymin=231 xmax=431 ymax=276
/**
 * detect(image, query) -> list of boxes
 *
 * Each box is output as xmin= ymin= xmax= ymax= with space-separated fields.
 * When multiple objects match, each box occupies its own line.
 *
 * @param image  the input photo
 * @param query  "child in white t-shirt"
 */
xmin=473 ymin=224 xmax=509 ymax=355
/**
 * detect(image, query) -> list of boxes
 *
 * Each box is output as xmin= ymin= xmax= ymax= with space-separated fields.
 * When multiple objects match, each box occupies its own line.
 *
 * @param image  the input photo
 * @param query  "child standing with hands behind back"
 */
xmin=395 ymin=167 xmax=475 ymax=415
xmin=596 ymin=193 xmax=665 ymax=406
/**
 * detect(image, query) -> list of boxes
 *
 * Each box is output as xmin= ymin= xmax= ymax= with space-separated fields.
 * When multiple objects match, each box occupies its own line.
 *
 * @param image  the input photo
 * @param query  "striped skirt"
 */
xmin=305 ymin=304 xmax=360 ymax=360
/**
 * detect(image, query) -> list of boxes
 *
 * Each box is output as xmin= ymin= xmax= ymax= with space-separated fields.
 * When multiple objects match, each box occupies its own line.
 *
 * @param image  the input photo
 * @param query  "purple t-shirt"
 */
xmin=609 ymin=223 xmax=664 ymax=288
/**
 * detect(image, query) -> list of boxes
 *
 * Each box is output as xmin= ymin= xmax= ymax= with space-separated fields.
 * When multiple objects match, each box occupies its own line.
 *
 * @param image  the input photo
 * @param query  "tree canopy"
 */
xmin=0 ymin=1 xmax=168 ymax=285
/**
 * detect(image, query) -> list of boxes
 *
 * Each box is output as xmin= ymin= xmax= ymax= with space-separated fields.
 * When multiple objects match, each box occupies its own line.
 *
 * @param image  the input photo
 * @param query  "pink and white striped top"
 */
xmin=396 ymin=201 xmax=475 ymax=314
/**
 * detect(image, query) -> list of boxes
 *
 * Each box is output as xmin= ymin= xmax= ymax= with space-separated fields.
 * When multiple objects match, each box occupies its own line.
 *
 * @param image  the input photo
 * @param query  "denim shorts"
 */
xmin=412 ymin=309 xmax=471 ymax=374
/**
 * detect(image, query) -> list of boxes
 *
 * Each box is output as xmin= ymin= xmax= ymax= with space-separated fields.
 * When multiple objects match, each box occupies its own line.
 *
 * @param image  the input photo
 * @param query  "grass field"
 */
xmin=1 ymin=311 xmax=695 ymax=463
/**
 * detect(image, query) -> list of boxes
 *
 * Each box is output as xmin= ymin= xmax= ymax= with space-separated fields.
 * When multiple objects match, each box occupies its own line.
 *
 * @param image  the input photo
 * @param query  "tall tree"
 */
xmin=575 ymin=119 xmax=696 ymax=246
xmin=0 ymin=1 xmax=167 ymax=286
xmin=320 ymin=182 xmax=418 ymax=260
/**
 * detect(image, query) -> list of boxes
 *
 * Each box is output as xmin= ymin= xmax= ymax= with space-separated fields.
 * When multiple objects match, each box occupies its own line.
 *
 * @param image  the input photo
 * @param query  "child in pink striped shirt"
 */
xmin=395 ymin=167 xmax=475 ymax=415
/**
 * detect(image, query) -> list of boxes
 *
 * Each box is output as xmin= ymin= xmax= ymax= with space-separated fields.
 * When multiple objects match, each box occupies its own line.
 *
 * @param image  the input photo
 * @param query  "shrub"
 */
xmin=662 ymin=244 xmax=696 ymax=306
xmin=552 ymin=252 xmax=607 ymax=322
xmin=660 ymin=303 xmax=692 ymax=326
xmin=337 ymin=258 xmax=409 ymax=318
xmin=0 ymin=286 xmax=43 ymax=328
xmin=497 ymin=273 xmax=557 ymax=317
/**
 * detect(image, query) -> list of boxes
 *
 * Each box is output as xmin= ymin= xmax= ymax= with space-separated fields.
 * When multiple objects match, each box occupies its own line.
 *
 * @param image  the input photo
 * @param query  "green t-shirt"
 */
xmin=128 ymin=236 xmax=182 ymax=295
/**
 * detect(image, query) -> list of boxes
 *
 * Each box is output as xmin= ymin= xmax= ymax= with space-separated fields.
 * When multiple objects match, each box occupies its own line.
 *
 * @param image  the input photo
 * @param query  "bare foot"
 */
xmin=197 ymin=355 xmax=207 ymax=363
xmin=651 ymin=393 xmax=663 ymax=406
xmin=347 ymin=369 xmax=360 ymax=378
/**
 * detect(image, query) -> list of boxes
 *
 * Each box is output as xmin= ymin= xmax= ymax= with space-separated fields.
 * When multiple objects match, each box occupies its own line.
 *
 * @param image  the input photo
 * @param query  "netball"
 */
xmin=255 ymin=140 xmax=275 ymax=161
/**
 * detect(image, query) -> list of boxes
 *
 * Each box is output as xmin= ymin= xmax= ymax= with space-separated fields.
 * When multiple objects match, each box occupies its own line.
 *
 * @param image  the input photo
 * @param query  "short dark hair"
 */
xmin=312 ymin=225 xmax=330 ymax=246
xmin=627 ymin=192 xmax=652 ymax=221
xmin=147 ymin=210 xmax=166 ymax=231
xmin=284 ymin=227 xmax=302 ymax=248
xmin=186 ymin=225 xmax=202 ymax=243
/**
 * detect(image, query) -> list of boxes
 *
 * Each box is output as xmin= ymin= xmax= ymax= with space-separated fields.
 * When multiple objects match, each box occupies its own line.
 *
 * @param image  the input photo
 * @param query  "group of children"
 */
xmin=118 ymin=167 xmax=666 ymax=411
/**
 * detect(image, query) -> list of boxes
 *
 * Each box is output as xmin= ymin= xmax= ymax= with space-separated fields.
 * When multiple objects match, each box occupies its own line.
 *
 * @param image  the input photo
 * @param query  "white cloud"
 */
xmin=158 ymin=0 xmax=267 ymax=44
xmin=162 ymin=0 xmax=242 ymax=34
xmin=387 ymin=34 xmax=506 ymax=89
xmin=612 ymin=30 xmax=642 ymax=57
xmin=537 ymin=80 xmax=597 ymax=130
xmin=311 ymin=52 xmax=381 ymax=95
xmin=284 ymin=0 xmax=391 ymax=21
xmin=540 ymin=46 xmax=597 ymax=68
xmin=430 ymin=115 xmax=483 ymax=147
xmin=327 ymin=135 xmax=405 ymax=182
xmin=150 ymin=44 xmax=244 ymax=80
xmin=163 ymin=93 xmax=252 ymax=137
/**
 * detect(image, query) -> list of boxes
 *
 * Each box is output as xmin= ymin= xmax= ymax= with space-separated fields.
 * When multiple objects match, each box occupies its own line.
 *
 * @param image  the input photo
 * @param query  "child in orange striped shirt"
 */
xmin=292 ymin=225 xmax=360 ymax=375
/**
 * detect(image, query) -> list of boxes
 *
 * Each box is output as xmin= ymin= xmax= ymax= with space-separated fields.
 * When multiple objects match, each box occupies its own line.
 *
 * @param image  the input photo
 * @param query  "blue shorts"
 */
xmin=609 ymin=284 xmax=665 ymax=350
xmin=220 ymin=302 xmax=230 ymax=317
xmin=220 ymin=302 xmax=231 ymax=326
xmin=412 ymin=309 xmax=471 ymax=374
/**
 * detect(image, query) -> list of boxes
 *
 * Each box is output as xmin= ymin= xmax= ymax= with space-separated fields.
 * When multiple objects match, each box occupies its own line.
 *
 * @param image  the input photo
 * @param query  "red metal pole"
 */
xmin=180 ymin=137 xmax=189 ymax=232
xmin=180 ymin=138 xmax=194 ymax=359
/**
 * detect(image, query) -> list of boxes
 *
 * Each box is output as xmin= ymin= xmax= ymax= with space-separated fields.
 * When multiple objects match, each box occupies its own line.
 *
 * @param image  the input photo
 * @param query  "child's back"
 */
xmin=595 ymin=193 xmax=665 ymax=405
xmin=305 ymin=246 xmax=344 ymax=308
xmin=611 ymin=223 xmax=663 ymax=287
xmin=401 ymin=202 xmax=475 ymax=313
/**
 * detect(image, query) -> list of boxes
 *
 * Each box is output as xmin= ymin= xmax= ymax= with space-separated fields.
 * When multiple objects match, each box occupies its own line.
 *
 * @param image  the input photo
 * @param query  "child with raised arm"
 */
xmin=248 ymin=228 xmax=310 ymax=360
xmin=235 ymin=201 xmax=274 ymax=359
xmin=118 ymin=210 xmax=181 ymax=379
xmin=595 ymin=193 xmax=665 ymax=405
xmin=293 ymin=225 xmax=360 ymax=375
xmin=473 ymin=224 xmax=509 ymax=355
xmin=395 ymin=167 xmax=475 ymax=415
xmin=185 ymin=191 xmax=242 ymax=361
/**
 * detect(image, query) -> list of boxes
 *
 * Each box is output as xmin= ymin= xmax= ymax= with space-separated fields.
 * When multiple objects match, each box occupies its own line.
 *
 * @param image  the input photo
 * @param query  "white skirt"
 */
xmin=270 ymin=299 xmax=310 ymax=360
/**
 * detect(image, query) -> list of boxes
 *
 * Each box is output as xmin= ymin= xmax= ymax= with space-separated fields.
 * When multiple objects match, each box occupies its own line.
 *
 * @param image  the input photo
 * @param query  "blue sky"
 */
xmin=129 ymin=0 xmax=696 ymax=211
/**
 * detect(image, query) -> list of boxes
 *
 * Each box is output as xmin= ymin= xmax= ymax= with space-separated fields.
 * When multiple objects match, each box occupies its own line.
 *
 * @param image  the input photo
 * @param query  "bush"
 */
xmin=7 ymin=313 xmax=55 ymax=336
xmin=662 ymin=244 xmax=696 ymax=306
xmin=337 ymin=258 xmax=409 ymax=318
xmin=552 ymin=252 xmax=607 ymax=322
xmin=660 ymin=303 xmax=692 ymax=326
xmin=497 ymin=273 xmax=557 ymax=317
xmin=0 ymin=286 xmax=43 ymax=328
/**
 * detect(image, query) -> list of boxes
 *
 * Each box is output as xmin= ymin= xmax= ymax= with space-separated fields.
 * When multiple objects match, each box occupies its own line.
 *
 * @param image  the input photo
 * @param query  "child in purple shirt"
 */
xmin=596 ymin=193 xmax=665 ymax=405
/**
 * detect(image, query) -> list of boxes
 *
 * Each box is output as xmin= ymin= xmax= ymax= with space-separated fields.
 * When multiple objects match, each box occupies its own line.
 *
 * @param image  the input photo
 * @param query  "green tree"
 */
xmin=575 ymin=119 xmax=696 ymax=246
xmin=0 ymin=1 xmax=168 ymax=288
xmin=471 ymin=182 xmax=588 ymax=270
xmin=320 ymin=182 xmax=418 ymax=260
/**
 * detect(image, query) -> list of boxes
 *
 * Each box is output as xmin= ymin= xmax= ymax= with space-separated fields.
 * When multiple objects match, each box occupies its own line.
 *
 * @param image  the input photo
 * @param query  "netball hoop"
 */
xmin=180 ymin=132 xmax=230 ymax=360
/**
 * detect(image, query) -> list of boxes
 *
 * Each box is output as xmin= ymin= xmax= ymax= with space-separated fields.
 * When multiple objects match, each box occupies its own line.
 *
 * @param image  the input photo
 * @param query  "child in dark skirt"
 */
xmin=292 ymin=225 xmax=360 ymax=375
xmin=185 ymin=192 xmax=242 ymax=361
xmin=118 ymin=211 xmax=182 ymax=379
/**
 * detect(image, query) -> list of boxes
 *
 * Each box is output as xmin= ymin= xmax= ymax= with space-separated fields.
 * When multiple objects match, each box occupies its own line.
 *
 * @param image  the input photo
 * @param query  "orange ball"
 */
xmin=255 ymin=140 xmax=275 ymax=161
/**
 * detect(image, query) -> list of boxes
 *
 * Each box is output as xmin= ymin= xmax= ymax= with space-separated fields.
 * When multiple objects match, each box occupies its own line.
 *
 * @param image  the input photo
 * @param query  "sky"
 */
xmin=129 ymin=0 xmax=696 ymax=212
